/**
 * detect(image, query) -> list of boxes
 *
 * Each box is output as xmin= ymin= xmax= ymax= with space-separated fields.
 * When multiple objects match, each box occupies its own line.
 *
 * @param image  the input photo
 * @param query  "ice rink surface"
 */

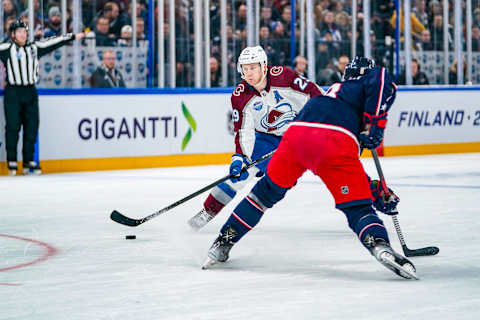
xmin=1 ymin=153 xmax=479 ymax=320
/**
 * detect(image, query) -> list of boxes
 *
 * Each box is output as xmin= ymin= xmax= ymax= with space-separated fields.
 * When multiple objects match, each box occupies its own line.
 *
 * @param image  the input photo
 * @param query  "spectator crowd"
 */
xmin=2 ymin=0 xmax=148 ymax=46
xmin=2 ymin=0 xmax=480 ymax=87
xmin=172 ymin=0 xmax=480 ymax=86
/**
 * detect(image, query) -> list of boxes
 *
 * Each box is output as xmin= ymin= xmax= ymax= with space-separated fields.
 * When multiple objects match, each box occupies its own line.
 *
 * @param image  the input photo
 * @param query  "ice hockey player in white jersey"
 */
xmin=188 ymin=46 xmax=324 ymax=230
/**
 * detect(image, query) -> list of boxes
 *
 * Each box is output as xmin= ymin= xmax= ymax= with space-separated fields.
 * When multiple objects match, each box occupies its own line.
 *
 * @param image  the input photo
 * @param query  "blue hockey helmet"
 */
xmin=343 ymin=56 xmax=375 ymax=80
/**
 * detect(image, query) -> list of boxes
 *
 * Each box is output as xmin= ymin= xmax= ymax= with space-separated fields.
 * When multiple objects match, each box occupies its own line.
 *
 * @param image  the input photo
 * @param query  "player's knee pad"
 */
xmin=248 ymin=174 xmax=290 ymax=210
xmin=340 ymin=204 xmax=389 ymax=245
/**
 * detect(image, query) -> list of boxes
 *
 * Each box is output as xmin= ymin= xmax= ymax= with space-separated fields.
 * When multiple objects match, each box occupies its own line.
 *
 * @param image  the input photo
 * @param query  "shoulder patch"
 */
xmin=233 ymin=84 xmax=245 ymax=97
xmin=270 ymin=66 xmax=284 ymax=76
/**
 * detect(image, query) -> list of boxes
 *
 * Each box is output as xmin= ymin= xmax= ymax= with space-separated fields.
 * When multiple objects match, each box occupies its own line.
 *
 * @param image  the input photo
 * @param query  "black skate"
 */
xmin=364 ymin=235 xmax=419 ymax=280
xmin=188 ymin=208 xmax=214 ymax=231
xmin=201 ymin=226 xmax=237 ymax=269
xmin=7 ymin=161 xmax=17 ymax=176
xmin=23 ymin=161 xmax=42 ymax=175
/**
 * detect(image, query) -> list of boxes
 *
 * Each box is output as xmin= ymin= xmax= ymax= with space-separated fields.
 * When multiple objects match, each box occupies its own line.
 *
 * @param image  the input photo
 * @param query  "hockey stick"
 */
xmin=110 ymin=150 xmax=275 ymax=227
xmin=371 ymin=149 xmax=439 ymax=257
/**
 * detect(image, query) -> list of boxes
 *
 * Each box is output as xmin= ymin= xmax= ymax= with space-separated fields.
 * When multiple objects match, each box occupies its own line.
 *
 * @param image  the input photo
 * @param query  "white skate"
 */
xmin=188 ymin=208 xmax=214 ymax=231
xmin=367 ymin=237 xmax=419 ymax=280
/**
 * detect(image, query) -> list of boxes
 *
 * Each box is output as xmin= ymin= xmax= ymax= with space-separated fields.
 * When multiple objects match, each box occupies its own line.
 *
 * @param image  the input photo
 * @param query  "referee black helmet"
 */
xmin=9 ymin=19 xmax=28 ymax=33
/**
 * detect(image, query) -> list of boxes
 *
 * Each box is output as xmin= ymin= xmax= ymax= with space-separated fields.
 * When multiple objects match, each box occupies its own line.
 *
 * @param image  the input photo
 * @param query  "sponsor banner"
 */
xmin=384 ymin=89 xmax=480 ymax=146
xmin=38 ymin=94 xmax=234 ymax=160
xmin=1 ymin=88 xmax=479 ymax=168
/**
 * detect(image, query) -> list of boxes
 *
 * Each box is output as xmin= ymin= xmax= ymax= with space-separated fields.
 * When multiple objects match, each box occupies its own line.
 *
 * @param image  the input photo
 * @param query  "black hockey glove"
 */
xmin=370 ymin=180 xmax=399 ymax=215
xmin=359 ymin=112 xmax=388 ymax=149
xmin=230 ymin=154 xmax=250 ymax=183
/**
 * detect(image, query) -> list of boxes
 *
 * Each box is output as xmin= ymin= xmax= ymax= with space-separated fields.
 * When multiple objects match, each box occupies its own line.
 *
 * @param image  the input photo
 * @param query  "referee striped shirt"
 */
xmin=0 ymin=33 xmax=75 ymax=86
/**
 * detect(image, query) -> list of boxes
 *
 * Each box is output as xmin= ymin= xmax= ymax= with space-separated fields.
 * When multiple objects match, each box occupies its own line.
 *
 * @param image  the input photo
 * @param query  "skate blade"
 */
xmin=187 ymin=217 xmax=202 ymax=231
xmin=381 ymin=255 xmax=419 ymax=280
xmin=201 ymin=256 xmax=217 ymax=270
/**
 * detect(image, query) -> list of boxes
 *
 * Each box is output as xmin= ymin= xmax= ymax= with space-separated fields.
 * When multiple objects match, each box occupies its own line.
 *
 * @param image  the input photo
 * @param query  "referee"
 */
xmin=0 ymin=20 xmax=85 ymax=175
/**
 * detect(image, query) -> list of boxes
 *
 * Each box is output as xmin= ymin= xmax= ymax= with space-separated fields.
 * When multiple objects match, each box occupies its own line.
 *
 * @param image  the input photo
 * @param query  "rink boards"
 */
xmin=0 ymin=86 xmax=479 ymax=174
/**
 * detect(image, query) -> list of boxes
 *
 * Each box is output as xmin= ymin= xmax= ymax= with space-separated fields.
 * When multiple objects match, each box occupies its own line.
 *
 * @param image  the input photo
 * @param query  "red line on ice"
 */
xmin=0 ymin=234 xmax=58 ymax=272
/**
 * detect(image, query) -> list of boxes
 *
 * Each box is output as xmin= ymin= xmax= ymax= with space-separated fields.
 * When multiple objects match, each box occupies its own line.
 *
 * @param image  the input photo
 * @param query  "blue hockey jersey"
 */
xmin=294 ymin=67 xmax=397 ymax=138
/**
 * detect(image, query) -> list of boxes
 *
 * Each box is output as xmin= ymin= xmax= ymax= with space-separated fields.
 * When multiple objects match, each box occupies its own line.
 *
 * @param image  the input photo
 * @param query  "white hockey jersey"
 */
xmin=231 ymin=66 xmax=324 ymax=158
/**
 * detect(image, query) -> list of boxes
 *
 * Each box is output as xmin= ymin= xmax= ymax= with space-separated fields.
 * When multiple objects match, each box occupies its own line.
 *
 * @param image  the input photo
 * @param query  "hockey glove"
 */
xmin=359 ymin=112 xmax=388 ymax=150
xmin=230 ymin=154 xmax=249 ymax=183
xmin=370 ymin=179 xmax=399 ymax=215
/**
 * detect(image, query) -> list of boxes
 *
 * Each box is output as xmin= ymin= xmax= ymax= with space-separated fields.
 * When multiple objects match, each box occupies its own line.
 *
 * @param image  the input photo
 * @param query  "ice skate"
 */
xmin=201 ymin=227 xmax=237 ymax=269
xmin=365 ymin=235 xmax=419 ymax=280
xmin=23 ymin=161 xmax=42 ymax=175
xmin=7 ymin=161 xmax=17 ymax=176
xmin=188 ymin=208 xmax=214 ymax=231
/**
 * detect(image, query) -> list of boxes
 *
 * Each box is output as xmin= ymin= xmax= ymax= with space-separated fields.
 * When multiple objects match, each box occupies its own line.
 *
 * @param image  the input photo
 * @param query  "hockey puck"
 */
xmin=125 ymin=235 xmax=136 ymax=240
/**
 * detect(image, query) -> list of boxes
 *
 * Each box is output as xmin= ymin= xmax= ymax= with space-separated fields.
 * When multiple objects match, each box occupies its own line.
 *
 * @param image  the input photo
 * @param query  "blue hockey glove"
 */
xmin=230 ymin=154 xmax=249 ymax=183
xmin=359 ymin=112 xmax=388 ymax=149
xmin=370 ymin=180 xmax=399 ymax=215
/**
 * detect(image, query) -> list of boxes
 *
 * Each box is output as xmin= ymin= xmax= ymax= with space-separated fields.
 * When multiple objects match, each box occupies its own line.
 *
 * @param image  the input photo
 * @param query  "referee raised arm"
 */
xmin=0 ymin=19 xmax=85 ymax=176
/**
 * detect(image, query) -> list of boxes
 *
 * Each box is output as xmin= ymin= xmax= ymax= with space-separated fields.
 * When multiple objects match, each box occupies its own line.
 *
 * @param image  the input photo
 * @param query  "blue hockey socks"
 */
xmin=220 ymin=195 xmax=264 ymax=243
xmin=340 ymin=205 xmax=389 ymax=247
xmin=220 ymin=175 xmax=289 ymax=243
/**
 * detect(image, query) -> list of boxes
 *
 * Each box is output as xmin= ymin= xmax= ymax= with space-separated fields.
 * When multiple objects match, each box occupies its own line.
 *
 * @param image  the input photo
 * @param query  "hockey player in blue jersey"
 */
xmin=202 ymin=57 xmax=418 ymax=280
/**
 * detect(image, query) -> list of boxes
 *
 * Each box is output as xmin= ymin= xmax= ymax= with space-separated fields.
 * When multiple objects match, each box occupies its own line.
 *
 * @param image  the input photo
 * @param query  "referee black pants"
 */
xmin=3 ymin=85 xmax=39 ymax=164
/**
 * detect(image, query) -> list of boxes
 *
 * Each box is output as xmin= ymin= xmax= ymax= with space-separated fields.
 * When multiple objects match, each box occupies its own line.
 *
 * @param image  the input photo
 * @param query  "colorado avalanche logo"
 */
xmin=270 ymin=66 xmax=284 ymax=76
xmin=233 ymin=84 xmax=245 ymax=96
xmin=260 ymin=102 xmax=296 ymax=132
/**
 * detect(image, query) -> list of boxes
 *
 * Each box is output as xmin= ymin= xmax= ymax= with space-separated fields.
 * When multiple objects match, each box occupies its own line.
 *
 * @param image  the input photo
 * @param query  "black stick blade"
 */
xmin=110 ymin=210 xmax=142 ymax=227
xmin=404 ymin=245 xmax=439 ymax=257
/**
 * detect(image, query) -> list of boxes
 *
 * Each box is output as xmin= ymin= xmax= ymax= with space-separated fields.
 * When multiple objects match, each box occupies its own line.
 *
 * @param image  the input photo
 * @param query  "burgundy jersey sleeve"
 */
xmin=230 ymin=83 xmax=255 ymax=157
xmin=282 ymin=67 xmax=324 ymax=98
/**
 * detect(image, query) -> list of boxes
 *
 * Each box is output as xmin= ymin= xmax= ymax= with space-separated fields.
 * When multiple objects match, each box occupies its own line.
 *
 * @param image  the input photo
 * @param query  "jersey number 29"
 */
xmin=232 ymin=109 xmax=240 ymax=122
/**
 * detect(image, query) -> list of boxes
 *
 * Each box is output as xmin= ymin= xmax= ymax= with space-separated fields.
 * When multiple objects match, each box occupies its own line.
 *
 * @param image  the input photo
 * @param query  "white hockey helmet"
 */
xmin=237 ymin=46 xmax=268 ymax=80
